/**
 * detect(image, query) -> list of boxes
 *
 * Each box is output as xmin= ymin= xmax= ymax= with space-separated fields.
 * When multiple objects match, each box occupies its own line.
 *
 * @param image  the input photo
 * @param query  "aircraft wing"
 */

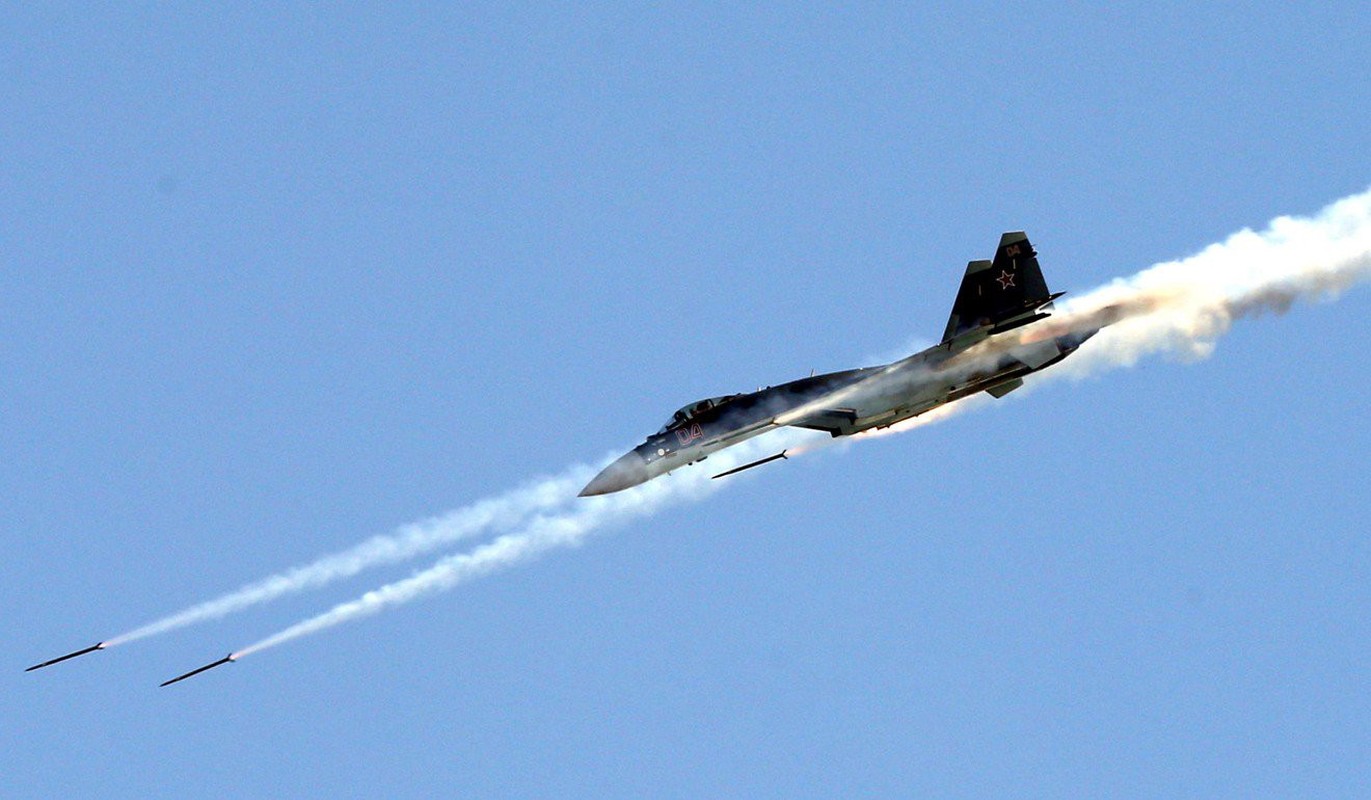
xmin=786 ymin=407 xmax=859 ymax=436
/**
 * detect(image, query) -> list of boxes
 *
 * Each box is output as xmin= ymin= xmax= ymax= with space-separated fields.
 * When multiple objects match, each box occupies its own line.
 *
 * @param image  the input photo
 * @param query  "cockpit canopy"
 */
xmin=655 ymin=394 xmax=740 ymax=435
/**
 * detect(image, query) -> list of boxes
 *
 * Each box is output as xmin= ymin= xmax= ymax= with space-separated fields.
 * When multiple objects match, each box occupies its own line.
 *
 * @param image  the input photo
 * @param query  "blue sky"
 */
xmin=5 ymin=5 xmax=1370 ymax=798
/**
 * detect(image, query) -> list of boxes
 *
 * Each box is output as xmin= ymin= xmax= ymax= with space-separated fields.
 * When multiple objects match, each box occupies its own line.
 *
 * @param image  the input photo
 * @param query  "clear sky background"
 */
xmin=5 ymin=5 xmax=1370 ymax=798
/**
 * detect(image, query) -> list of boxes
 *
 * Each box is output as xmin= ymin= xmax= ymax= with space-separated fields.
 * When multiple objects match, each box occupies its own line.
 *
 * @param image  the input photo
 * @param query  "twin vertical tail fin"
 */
xmin=941 ymin=232 xmax=1060 ymax=344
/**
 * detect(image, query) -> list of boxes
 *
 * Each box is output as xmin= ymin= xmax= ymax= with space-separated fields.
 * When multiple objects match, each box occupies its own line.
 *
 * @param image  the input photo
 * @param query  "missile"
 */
xmin=160 ymin=654 xmax=235 ymax=687
xmin=25 ymin=642 xmax=105 ymax=672
xmin=711 ymin=450 xmax=788 ymax=480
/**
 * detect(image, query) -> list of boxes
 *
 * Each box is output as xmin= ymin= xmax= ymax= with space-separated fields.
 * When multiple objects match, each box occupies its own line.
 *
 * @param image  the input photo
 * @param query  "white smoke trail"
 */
xmin=233 ymin=402 xmax=992 ymax=658
xmin=103 ymin=467 xmax=594 ymax=646
xmin=238 ymin=396 xmax=970 ymax=660
xmin=230 ymin=432 xmax=822 ymax=657
xmin=1025 ymin=188 xmax=1371 ymax=376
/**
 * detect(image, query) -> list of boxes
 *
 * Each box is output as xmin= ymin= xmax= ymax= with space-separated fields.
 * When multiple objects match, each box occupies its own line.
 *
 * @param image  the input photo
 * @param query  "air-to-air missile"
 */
xmin=160 ymin=654 xmax=235 ymax=687
xmin=25 ymin=642 xmax=105 ymax=672
xmin=711 ymin=450 xmax=789 ymax=480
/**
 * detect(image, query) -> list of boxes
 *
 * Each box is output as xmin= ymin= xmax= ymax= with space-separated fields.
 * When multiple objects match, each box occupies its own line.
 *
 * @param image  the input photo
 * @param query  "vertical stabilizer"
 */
xmin=941 ymin=232 xmax=1053 ymax=342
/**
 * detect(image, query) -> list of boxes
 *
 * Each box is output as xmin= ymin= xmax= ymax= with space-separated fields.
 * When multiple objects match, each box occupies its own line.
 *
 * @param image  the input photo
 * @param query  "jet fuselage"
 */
xmin=580 ymin=327 xmax=1098 ymax=496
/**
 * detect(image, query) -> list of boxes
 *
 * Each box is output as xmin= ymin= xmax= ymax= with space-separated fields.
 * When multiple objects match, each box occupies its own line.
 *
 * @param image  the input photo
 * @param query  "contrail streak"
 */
xmin=223 ymin=187 xmax=1371 ymax=661
xmin=103 ymin=467 xmax=594 ymax=646
xmin=230 ymin=433 xmax=821 ymax=657
xmin=229 ymin=401 xmax=988 ymax=659
xmin=1021 ymin=188 xmax=1371 ymax=375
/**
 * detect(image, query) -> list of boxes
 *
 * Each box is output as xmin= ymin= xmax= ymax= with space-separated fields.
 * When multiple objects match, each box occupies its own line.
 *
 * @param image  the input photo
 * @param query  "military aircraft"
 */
xmin=580 ymin=232 xmax=1108 ymax=496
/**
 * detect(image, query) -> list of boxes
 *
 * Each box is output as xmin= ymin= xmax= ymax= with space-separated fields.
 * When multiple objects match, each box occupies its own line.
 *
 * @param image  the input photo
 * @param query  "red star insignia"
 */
xmin=996 ymin=270 xmax=1016 ymax=289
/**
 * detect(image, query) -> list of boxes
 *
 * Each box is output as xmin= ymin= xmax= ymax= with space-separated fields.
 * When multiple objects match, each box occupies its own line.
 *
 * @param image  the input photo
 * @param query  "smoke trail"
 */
xmin=229 ymin=432 xmax=824 ymax=657
xmin=1023 ymin=188 xmax=1371 ymax=375
xmin=103 ymin=467 xmax=595 ymax=646
xmin=232 ymin=401 xmax=981 ymax=658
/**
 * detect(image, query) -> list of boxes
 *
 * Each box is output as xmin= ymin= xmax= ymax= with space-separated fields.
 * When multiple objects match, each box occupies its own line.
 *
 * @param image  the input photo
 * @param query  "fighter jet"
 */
xmin=580 ymin=232 xmax=1107 ymax=496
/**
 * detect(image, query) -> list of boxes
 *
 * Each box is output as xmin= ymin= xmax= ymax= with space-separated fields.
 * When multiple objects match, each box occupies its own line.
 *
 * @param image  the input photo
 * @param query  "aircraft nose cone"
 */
xmin=579 ymin=451 xmax=649 ymax=496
